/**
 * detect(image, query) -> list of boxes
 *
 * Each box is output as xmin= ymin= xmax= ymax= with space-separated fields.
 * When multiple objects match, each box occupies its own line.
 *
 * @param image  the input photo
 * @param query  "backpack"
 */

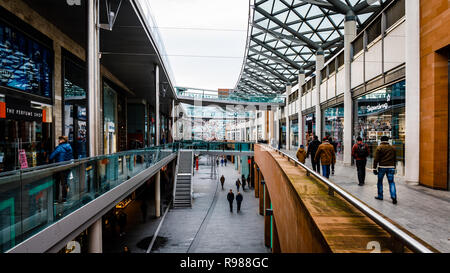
xmin=356 ymin=144 xmax=368 ymax=158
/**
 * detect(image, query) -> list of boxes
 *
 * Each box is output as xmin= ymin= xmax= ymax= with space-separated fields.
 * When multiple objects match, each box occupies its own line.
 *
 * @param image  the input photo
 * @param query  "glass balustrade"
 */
xmin=0 ymin=143 xmax=178 ymax=252
xmin=0 ymin=141 xmax=253 ymax=252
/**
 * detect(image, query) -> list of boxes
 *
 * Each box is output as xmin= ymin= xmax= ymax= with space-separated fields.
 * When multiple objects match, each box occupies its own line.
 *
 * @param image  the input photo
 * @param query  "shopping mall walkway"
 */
xmin=108 ymin=156 xmax=269 ymax=253
xmin=283 ymin=149 xmax=450 ymax=253
xmin=153 ymin=156 xmax=269 ymax=253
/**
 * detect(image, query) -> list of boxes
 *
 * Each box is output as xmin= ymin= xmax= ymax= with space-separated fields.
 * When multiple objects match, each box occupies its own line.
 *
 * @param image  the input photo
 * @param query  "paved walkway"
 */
xmin=154 ymin=156 xmax=269 ymax=253
xmin=283 ymin=149 xmax=450 ymax=253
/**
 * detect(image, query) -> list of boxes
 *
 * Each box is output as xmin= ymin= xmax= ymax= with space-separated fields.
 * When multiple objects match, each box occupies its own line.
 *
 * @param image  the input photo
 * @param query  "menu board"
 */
xmin=0 ymin=21 xmax=53 ymax=98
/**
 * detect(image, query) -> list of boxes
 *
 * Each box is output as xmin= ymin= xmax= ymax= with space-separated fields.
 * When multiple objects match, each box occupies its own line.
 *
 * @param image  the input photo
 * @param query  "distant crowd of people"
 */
xmin=296 ymin=135 xmax=398 ymax=205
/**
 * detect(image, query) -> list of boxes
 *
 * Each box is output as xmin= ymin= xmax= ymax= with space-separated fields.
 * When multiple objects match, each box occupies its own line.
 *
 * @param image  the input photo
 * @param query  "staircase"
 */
xmin=173 ymin=151 xmax=193 ymax=208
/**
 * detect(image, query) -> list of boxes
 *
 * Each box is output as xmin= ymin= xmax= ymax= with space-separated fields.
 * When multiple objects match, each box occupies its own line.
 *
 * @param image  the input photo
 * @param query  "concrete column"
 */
xmin=264 ymin=185 xmax=271 ymax=248
xmin=285 ymin=85 xmax=292 ymax=150
xmin=405 ymin=0 xmax=420 ymax=183
xmin=88 ymin=219 xmax=102 ymax=253
xmin=315 ymin=50 xmax=324 ymax=139
xmin=343 ymin=13 xmax=357 ymax=165
xmin=298 ymin=71 xmax=305 ymax=146
xmin=87 ymin=0 xmax=100 ymax=157
xmin=155 ymin=64 xmax=161 ymax=218
xmin=268 ymin=110 xmax=274 ymax=142
xmin=254 ymin=166 xmax=260 ymax=198
xmin=272 ymin=214 xmax=281 ymax=253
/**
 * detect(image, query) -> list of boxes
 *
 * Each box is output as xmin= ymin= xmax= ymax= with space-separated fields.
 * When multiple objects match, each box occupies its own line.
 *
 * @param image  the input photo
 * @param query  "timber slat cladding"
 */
xmin=255 ymin=144 xmax=398 ymax=253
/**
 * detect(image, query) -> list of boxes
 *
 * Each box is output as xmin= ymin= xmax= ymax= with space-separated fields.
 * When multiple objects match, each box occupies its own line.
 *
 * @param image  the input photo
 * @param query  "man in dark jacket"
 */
xmin=49 ymin=136 xmax=74 ymax=163
xmin=236 ymin=192 xmax=243 ymax=212
xmin=227 ymin=189 xmax=235 ymax=212
xmin=352 ymin=137 xmax=369 ymax=186
xmin=220 ymin=175 xmax=225 ymax=190
xmin=307 ymin=135 xmax=321 ymax=174
xmin=50 ymin=136 xmax=74 ymax=202
xmin=373 ymin=136 xmax=397 ymax=204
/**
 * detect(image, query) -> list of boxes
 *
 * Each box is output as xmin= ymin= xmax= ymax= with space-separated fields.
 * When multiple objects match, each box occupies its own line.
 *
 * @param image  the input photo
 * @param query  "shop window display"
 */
xmin=0 ymin=21 xmax=52 ymax=98
xmin=323 ymin=105 xmax=344 ymax=161
xmin=354 ymin=81 xmax=405 ymax=174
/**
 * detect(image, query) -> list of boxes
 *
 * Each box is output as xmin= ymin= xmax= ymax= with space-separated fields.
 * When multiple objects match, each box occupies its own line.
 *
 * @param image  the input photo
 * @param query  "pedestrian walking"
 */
xmin=224 ymin=158 xmax=227 ymax=166
xmin=328 ymin=137 xmax=338 ymax=175
xmin=314 ymin=137 xmax=336 ymax=179
xmin=216 ymin=158 xmax=219 ymax=167
xmin=241 ymin=174 xmax=246 ymax=190
xmin=236 ymin=179 xmax=241 ymax=192
xmin=247 ymin=174 xmax=251 ymax=189
xmin=221 ymin=158 xmax=224 ymax=166
xmin=296 ymin=144 xmax=307 ymax=164
xmin=373 ymin=136 xmax=398 ymax=204
xmin=118 ymin=210 xmax=127 ymax=236
xmin=307 ymin=135 xmax=322 ymax=174
xmin=352 ymin=137 xmax=369 ymax=186
xmin=236 ymin=192 xmax=243 ymax=212
xmin=220 ymin=175 xmax=225 ymax=190
xmin=50 ymin=136 xmax=74 ymax=203
xmin=227 ymin=189 xmax=235 ymax=212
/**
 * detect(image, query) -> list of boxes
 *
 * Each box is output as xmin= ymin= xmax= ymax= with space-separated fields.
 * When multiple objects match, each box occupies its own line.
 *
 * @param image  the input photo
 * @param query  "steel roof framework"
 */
xmin=235 ymin=0 xmax=390 ymax=97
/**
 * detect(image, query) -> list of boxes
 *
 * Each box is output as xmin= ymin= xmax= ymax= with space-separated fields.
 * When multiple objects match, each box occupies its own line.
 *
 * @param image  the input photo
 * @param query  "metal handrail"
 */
xmin=264 ymin=145 xmax=438 ymax=253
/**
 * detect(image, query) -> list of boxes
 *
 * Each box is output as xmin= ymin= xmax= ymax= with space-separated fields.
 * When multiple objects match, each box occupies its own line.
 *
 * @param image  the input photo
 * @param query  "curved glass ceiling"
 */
xmin=235 ymin=0 xmax=389 ymax=97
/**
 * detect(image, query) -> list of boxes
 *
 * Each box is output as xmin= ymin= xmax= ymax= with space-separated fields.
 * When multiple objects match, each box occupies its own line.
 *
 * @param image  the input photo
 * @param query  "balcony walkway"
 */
xmin=282 ymin=149 xmax=450 ymax=253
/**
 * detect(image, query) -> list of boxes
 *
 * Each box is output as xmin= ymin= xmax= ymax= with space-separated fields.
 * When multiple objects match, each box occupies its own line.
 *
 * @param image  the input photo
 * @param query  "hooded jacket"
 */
xmin=296 ymin=147 xmax=307 ymax=163
xmin=50 ymin=143 xmax=74 ymax=163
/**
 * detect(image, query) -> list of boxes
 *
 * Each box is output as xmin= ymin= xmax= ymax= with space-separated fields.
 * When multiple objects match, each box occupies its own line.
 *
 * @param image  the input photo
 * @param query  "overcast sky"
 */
xmin=148 ymin=0 xmax=250 ymax=91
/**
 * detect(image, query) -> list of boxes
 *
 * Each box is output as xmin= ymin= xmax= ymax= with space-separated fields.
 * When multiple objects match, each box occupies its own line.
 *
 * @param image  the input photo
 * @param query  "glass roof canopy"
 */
xmin=235 ymin=0 xmax=390 ymax=97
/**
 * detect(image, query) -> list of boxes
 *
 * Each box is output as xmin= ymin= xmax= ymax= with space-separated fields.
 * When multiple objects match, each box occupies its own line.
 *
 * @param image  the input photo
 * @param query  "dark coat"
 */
xmin=236 ymin=194 xmax=243 ymax=203
xmin=307 ymin=140 xmax=321 ymax=159
xmin=373 ymin=142 xmax=397 ymax=168
xmin=49 ymin=143 xmax=74 ymax=163
xmin=227 ymin=192 xmax=235 ymax=202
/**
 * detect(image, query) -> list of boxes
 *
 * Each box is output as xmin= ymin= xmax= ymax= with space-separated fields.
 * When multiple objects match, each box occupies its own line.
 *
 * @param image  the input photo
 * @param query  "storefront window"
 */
xmin=103 ymin=82 xmax=117 ymax=155
xmin=0 ymin=21 xmax=53 ymax=98
xmin=303 ymin=113 xmax=315 ymax=147
xmin=323 ymin=104 xmax=344 ymax=161
xmin=280 ymin=119 xmax=286 ymax=149
xmin=63 ymin=56 xmax=87 ymax=159
xmin=0 ymin=97 xmax=52 ymax=172
xmin=291 ymin=119 xmax=298 ymax=148
xmin=354 ymin=81 xmax=405 ymax=174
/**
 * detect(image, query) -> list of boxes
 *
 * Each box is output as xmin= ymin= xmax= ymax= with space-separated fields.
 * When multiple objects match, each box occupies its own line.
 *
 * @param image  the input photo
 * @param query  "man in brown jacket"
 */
xmin=314 ymin=137 xmax=336 ymax=178
xmin=373 ymin=136 xmax=397 ymax=204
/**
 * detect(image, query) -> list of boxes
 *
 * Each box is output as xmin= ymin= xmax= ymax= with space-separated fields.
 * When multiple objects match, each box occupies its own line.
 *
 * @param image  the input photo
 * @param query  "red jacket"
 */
xmin=352 ymin=143 xmax=369 ymax=161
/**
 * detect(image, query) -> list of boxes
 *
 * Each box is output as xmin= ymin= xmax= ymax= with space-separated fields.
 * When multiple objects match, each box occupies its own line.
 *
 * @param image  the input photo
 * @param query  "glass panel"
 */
xmin=63 ymin=57 xmax=87 ymax=159
xmin=354 ymin=81 xmax=405 ymax=173
xmin=0 ymin=143 xmax=180 ymax=252
xmin=0 ymin=21 xmax=53 ymax=98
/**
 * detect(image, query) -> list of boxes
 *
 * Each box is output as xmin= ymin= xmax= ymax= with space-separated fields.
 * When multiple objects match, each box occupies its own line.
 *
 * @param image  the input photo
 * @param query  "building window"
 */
xmin=63 ymin=55 xmax=87 ymax=159
xmin=0 ymin=21 xmax=53 ymax=98
xmin=323 ymin=104 xmax=344 ymax=161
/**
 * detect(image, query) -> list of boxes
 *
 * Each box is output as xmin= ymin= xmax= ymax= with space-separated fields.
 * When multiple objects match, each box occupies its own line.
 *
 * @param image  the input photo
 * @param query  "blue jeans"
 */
xmin=322 ymin=165 xmax=331 ymax=178
xmin=377 ymin=168 xmax=397 ymax=199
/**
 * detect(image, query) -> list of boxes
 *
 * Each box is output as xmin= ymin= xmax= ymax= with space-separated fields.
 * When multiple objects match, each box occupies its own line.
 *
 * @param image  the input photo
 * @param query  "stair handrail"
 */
xmin=172 ymin=150 xmax=181 ymax=207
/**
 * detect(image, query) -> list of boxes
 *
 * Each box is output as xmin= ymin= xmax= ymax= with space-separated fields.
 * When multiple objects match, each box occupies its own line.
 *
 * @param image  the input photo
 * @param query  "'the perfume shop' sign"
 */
xmin=4 ymin=97 xmax=43 ymax=122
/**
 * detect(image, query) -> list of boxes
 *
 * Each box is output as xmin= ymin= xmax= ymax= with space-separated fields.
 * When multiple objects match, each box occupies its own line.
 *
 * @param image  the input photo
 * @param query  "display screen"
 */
xmin=0 ymin=21 xmax=53 ymax=98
